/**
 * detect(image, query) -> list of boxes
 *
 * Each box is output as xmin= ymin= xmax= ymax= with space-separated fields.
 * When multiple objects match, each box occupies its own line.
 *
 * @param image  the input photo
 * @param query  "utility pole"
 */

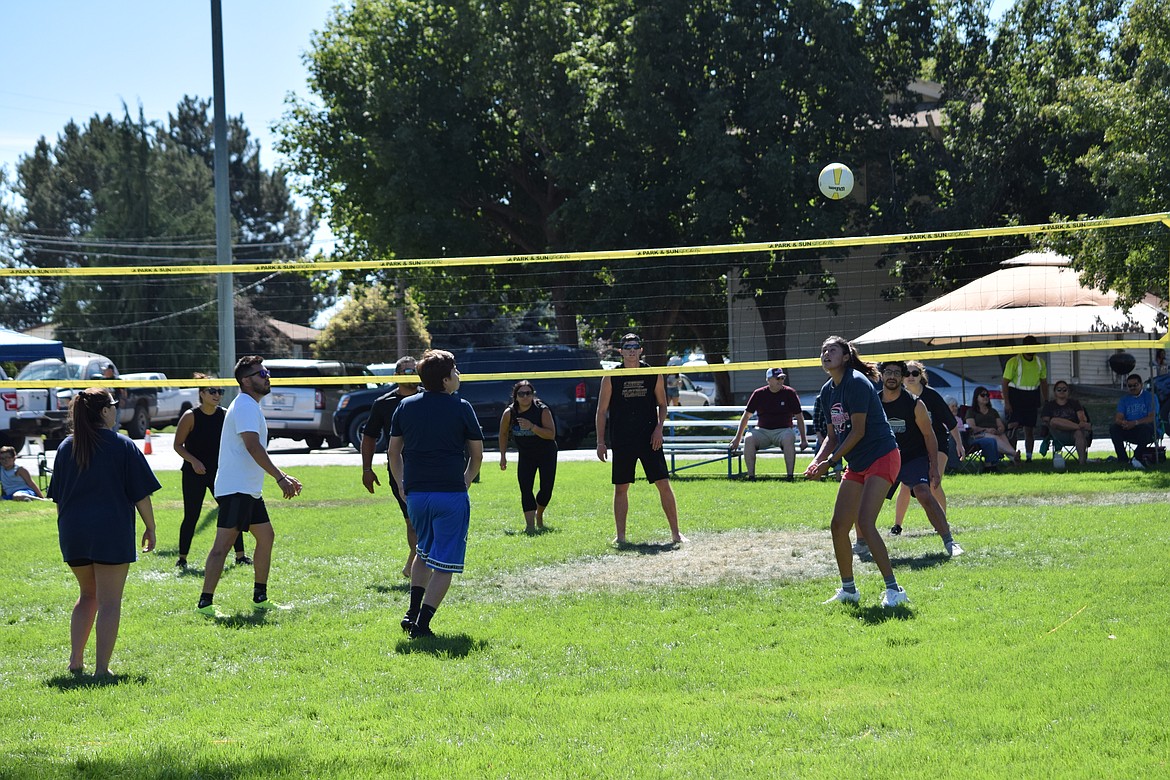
xmin=211 ymin=0 xmax=236 ymax=386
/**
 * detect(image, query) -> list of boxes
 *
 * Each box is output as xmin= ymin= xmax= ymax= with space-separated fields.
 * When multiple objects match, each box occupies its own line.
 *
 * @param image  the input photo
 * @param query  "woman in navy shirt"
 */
xmin=804 ymin=336 xmax=908 ymax=609
xmin=51 ymin=388 xmax=160 ymax=677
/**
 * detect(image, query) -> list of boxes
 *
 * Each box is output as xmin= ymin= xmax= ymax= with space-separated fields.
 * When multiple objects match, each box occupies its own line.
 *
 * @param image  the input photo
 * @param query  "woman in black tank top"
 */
xmin=498 ymin=380 xmax=558 ymax=534
xmin=173 ymin=379 xmax=247 ymax=567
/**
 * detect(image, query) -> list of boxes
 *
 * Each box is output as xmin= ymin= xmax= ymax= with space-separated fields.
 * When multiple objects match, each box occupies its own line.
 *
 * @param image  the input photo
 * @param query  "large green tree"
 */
xmin=2 ymin=101 xmax=320 ymax=374
xmin=282 ymin=0 xmax=933 ymax=383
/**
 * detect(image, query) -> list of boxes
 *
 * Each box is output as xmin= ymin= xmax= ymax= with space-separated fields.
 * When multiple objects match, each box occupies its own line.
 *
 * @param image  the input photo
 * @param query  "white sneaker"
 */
xmin=1131 ymin=457 xmax=1145 ymax=470
xmin=822 ymin=588 xmax=861 ymax=605
xmin=946 ymin=541 xmax=964 ymax=557
xmin=852 ymin=540 xmax=873 ymax=562
xmin=881 ymin=586 xmax=909 ymax=608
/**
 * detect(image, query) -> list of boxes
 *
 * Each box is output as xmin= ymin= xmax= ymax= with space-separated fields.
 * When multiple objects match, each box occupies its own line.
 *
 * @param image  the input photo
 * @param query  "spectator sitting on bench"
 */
xmin=1040 ymin=381 xmax=1092 ymax=467
xmin=729 ymin=367 xmax=807 ymax=481
xmin=1110 ymin=373 xmax=1156 ymax=469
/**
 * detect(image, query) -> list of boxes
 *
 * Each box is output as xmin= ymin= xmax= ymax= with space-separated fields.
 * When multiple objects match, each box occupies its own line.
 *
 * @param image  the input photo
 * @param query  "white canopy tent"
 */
xmin=854 ymin=252 xmax=1165 ymax=345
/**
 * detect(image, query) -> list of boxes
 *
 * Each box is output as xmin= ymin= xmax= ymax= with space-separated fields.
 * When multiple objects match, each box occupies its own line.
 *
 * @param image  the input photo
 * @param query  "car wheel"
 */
xmin=326 ymin=435 xmax=343 ymax=449
xmin=305 ymin=434 xmax=325 ymax=450
xmin=347 ymin=411 xmax=371 ymax=451
xmin=125 ymin=404 xmax=149 ymax=439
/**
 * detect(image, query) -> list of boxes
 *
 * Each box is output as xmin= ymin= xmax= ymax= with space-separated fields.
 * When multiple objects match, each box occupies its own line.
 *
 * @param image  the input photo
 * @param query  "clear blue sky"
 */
xmin=0 ymin=0 xmax=337 ymax=186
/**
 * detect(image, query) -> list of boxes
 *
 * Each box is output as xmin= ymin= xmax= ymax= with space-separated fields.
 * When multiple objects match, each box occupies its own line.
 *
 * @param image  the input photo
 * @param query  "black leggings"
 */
xmin=179 ymin=468 xmax=244 ymax=557
xmin=516 ymin=447 xmax=557 ymax=512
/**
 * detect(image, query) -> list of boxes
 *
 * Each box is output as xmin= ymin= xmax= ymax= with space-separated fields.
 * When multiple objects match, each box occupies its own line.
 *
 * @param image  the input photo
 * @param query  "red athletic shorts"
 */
xmin=842 ymin=447 xmax=901 ymax=486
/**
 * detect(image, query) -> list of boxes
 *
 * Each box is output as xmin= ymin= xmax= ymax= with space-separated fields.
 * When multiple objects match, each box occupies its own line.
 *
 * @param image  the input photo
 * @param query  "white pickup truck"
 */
xmin=121 ymin=373 xmax=200 ymax=428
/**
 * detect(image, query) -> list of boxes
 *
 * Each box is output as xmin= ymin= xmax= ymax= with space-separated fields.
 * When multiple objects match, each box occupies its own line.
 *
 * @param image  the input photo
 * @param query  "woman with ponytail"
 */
xmin=50 ymin=388 xmax=161 ymax=678
xmin=805 ymin=336 xmax=908 ymax=609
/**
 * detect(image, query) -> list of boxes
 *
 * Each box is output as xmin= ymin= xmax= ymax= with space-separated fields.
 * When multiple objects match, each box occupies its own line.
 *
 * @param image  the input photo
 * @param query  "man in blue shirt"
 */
xmin=389 ymin=349 xmax=483 ymax=639
xmin=1110 ymin=373 xmax=1157 ymax=469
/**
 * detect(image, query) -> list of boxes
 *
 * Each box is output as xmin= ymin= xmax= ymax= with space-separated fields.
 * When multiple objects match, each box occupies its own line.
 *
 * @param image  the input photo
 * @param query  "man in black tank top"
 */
xmin=878 ymin=362 xmax=963 ymax=557
xmin=595 ymin=333 xmax=686 ymax=546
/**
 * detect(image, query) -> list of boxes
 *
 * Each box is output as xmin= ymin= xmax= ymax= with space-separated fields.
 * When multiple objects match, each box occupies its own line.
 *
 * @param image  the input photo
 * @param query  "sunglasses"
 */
xmin=203 ymin=388 xmax=224 ymax=395
xmin=977 ymin=392 xmax=989 ymax=397
xmin=244 ymin=368 xmax=271 ymax=380
xmin=1055 ymin=386 xmax=1069 ymax=392
xmin=398 ymin=367 xmax=416 ymax=375
xmin=516 ymin=390 xmax=534 ymax=397
xmin=907 ymin=369 xmax=922 ymax=377
xmin=621 ymin=343 xmax=641 ymax=350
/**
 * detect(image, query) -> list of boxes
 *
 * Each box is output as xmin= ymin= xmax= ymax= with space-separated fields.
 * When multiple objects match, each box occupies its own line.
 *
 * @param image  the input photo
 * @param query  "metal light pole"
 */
xmin=211 ymin=0 xmax=236 ymax=384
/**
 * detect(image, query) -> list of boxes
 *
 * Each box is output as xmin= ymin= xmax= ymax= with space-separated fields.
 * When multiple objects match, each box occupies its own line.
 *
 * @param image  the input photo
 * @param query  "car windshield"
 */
xmin=16 ymin=362 xmax=82 ymax=381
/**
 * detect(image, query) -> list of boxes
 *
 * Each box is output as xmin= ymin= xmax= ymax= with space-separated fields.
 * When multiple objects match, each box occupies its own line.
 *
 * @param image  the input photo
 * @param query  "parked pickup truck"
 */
xmin=7 ymin=354 xmax=158 ymax=446
xmin=261 ymin=359 xmax=372 ymax=450
xmin=121 ymin=372 xmax=200 ymax=428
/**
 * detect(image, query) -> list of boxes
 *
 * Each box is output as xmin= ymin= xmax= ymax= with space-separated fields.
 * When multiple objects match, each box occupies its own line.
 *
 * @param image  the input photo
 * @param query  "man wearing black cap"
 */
xmin=595 ymin=333 xmax=686 ymax=545
xmin=730 ymin=367 xmax=807 ymax=480
xmin=1002 ymin=335 xmax=1048 ymax=461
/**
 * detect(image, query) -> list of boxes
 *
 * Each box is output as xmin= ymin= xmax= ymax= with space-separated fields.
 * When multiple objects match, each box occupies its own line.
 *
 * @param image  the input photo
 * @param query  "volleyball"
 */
xmin=818 ymin=162 xmax=854 ymax=200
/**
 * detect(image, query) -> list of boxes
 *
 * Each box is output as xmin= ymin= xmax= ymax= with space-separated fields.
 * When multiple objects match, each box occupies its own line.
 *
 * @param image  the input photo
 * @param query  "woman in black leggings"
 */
xmin=498 ymin=380 xmax=558 ymax=534
xmin=173 ymin=377 xmax=247 ymax=568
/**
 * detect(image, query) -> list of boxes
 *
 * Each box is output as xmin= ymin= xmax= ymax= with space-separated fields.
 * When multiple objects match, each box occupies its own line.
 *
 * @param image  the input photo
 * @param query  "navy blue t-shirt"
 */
xmin=390 ymin=391 xmax=483 ymax=493
xmin=817 ymin=369 xmax=896 ymax=471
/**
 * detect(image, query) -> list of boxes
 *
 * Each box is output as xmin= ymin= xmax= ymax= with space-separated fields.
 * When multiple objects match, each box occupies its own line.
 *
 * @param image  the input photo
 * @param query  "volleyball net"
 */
xmin=2 ymin=211 xmax=1168 ymax=392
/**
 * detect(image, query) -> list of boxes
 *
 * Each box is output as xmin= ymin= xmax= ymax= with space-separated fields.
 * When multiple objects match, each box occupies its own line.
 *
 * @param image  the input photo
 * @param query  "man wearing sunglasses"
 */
xmin=361 ymin=355 xmax=419 ymax=578
xmin=1110 ymin=373 xmax=1157 ymax=469
xmin=595 ymin=333 xmax=686 ymax=546
xmin=197 ymin=356 xmax=302 ymax=617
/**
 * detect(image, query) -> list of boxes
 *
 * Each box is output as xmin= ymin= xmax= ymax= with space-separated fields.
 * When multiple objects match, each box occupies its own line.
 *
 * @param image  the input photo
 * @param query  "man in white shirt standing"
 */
xmin=198 ymin=356 xmax=302 ymax=617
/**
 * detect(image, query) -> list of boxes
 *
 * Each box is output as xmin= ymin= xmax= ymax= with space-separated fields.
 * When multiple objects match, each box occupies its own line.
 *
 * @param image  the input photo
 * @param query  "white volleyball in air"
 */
xmin=818 ymin=162 xmax=854 ymax=200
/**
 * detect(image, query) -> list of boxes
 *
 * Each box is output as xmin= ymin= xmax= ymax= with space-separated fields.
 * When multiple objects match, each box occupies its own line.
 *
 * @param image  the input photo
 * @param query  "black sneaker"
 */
xmin=235 ymin=555 xmax=253 ymax=565
xmin=889 ymin=525 xmax=902 ymax=536
xmin=409 ymin=623 xmax=435 ymax=640
xmin=175 ymin=558 xmax=187 ymax=569
xmin=400 ymin=614 xmax=414 ymax=633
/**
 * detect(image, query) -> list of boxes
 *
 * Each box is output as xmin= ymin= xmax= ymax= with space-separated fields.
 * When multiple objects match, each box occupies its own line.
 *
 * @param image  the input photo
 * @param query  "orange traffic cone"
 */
xmin=144 ymin=429 xmax=153 ymax=455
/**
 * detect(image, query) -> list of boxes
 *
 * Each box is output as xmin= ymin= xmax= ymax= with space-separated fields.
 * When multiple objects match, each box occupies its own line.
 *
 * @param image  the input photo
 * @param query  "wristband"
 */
xmin=277 ymin=475 xmax=289 ymax=483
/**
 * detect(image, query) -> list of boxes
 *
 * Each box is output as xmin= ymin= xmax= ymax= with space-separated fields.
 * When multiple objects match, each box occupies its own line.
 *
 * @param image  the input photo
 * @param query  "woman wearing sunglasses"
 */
xmin=499 ymin=380 xmax=558 ymax=534
xmin=966 ymin=386 xmax=1019 ymax=464
xmin=891 ymin=361 xmax=963 ymax=536
xmin=173 ymin=374 xmax=249 ymax=568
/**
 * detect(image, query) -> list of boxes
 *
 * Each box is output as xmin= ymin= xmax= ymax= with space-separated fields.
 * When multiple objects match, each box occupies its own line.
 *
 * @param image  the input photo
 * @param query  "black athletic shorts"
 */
xmin=611 ymin=444 xmax=670 ymax=485
xmin=215 ymin=493 xmax=271 ymax=532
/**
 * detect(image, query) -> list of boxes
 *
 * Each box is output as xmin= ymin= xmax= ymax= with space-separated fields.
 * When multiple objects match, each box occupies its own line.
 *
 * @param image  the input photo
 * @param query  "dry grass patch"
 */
xmin=480 ymin=528 xmax=837 ymax=596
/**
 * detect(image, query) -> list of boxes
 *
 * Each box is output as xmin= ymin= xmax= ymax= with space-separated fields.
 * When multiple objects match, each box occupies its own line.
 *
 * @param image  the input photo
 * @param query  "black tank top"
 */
xmin=505 ymin=400 xmax=557 ymax=456
xmin=881 ymin=390 xmax=927 ymax=460
xmin=609 ymin=373 xmax=661 ymax=447
xmin=182 ymin=406 xmax=225 ymax=474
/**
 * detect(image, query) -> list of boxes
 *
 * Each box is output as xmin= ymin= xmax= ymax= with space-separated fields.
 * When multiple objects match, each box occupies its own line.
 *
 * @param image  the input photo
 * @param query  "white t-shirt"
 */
xmin=214 ymin=392 xmax=269 ymax=498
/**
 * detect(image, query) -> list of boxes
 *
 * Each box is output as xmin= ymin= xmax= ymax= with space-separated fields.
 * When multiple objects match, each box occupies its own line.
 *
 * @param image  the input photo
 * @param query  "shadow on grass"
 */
xmin=612 ymin=540 xmax=684 ymax=556
xmin=889 ymin=552 xmax=952 ymax=571
xmin=368 ymin=582 xmax=411 ymax=595
xmin=199 ymin=610 xmax=274 ymax=629
xmin=853 ymin=604 xmax=914 ymax=625
xmin=45 ymin=671 xmax=149 ymax=691
xmin=393 ymin=632 xmax=487 ymax=658
xmin=502 ymin=525 xmax=558 ymax=537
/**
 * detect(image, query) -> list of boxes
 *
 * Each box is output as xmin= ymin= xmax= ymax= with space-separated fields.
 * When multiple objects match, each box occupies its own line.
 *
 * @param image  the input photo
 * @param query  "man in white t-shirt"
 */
xmin=197 ymin=356 xmax=302 ymax=617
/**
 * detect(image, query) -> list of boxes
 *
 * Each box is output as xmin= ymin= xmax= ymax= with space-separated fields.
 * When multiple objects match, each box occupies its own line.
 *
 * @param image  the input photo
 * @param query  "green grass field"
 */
xmin=1 ymin=461 xmax=1167 ymax=778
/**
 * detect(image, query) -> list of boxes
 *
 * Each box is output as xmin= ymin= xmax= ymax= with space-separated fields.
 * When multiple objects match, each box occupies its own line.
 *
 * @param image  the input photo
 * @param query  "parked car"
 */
xmin=797 ymin=363 xmax=1004 ymax=421
xmin=261 ymin=359 xmax=372 ymax=449
xmin=121 ymin=372 xmax=200 ymax=428
xmin=676 ymin=374 xmax=712 ymax=406
xmin=7 ymin=355 xmax=158 ymax=445
xmin=336 ymin=346 xmax=604 ymax=451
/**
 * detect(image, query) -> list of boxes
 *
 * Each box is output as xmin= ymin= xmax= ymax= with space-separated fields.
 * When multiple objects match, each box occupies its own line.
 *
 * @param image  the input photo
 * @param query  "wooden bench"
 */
xmin=662 ymin=406 xmax=817 ymax=478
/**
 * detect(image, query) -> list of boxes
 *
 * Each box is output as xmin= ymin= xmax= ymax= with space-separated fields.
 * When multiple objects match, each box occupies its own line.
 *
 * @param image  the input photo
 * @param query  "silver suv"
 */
xmin=260 ymin=359 xmax=371 ymax=450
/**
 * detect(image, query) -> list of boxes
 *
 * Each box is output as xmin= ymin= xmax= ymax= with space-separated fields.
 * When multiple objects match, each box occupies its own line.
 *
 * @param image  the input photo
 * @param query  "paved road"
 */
xmin=16 ymin=432 xmax=603 ymax=474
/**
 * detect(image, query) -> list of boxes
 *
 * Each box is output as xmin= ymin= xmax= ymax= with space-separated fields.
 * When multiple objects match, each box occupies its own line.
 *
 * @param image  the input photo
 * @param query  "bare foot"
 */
xmin=672 ymin=534 xmax=689 ymax=544
xmin=612 ymin=536 xmax=627 ymax=547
